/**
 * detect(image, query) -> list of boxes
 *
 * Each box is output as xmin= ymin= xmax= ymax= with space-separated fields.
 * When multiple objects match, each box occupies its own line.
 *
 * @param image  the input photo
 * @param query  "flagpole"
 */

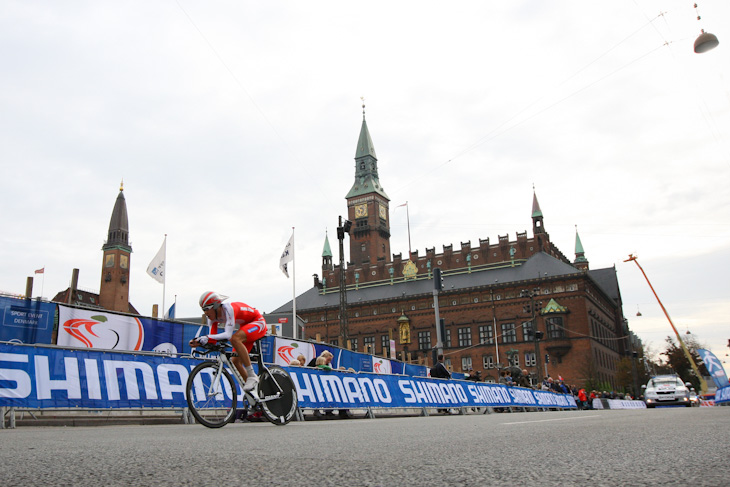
xmin=41 ymin=265 xmax=45 ymax=299
xmin=396 ymin=202 xmax=412 ymax=255
xmin=405 ymin=201 xmax=411 ymax=255
xmin=291 ymin=227 xmax=297 ymax=339
xmin=162 ymin=234 xmax=167 ymax=315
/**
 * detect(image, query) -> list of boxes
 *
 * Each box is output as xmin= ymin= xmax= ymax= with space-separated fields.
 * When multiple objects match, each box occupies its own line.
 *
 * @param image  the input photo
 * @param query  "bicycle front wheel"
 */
xmin=186 ymin=361 xmax=237 ymax=428
xmin=257 ymin=365 xmax=298 ymax=425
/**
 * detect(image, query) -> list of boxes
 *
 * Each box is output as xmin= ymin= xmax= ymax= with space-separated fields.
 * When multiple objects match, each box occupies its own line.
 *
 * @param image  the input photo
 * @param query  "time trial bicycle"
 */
xmin=186 ymin=339 xmax=298 ymax=428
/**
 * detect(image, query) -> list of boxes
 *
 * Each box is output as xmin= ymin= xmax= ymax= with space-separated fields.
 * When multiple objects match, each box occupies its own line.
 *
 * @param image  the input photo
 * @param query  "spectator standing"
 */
xmin=430 ymin=354 xmax=451 ymax=379
xmin=430 ymin=354 xmax=451 ymax=414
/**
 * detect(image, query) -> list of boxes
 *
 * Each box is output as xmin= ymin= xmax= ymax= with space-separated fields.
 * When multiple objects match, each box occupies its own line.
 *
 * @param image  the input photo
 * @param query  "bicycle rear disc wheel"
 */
xmin=257 ymin=365 xmax=298 ymax=425
xmin=186 ymin=362 xmax=237 ymax=428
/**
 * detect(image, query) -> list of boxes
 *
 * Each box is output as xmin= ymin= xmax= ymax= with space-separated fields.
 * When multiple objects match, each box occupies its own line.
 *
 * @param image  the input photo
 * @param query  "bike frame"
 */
xmin=196 ymin=341 xmax=285 ymax=407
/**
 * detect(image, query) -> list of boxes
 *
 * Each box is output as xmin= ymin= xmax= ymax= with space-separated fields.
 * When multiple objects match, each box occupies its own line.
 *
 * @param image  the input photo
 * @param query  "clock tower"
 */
xmin=99 ymin=182 xmax=133 ymax=312
xmin=345 ymin=107 xmax=391 ymax=265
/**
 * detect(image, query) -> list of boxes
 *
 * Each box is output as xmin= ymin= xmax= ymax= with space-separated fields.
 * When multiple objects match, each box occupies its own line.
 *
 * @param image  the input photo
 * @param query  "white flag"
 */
xmin=147 ymin=238 xmax=166 ymax=284
xmin=279 ymin=233 xmax=294 ymax=278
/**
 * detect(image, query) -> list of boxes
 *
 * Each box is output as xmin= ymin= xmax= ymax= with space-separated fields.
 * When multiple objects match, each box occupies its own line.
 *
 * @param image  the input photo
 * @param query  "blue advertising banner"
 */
xmin=715 ymin=385 xmax=729 ymax=403
xmin=697 ymin=349 xmax=730 ymax=388
xmin=0 ymin=344 xmax=576 ymax=410
xmin=288 ymin=367 xmax=576 ymax=409
xmin=0 ymin=297 xmax=55 ymax=345
xmin=0 ymin=343 xmax=193 ymax=408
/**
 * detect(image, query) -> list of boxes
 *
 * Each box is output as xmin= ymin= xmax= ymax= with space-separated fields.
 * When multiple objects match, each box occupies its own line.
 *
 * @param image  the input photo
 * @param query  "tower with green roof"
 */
xmin=322 ymin=231 xmax=333 ymax=273
xmin=346 ymin=104 xmax=391 ymax=265
xmin=574 ymin=227 xmax=589 ymax=271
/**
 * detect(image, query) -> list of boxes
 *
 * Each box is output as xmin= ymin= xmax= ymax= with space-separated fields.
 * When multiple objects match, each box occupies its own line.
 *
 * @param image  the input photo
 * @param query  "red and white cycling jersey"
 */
xmin=206 ymin=302 xmax=267 ymax=345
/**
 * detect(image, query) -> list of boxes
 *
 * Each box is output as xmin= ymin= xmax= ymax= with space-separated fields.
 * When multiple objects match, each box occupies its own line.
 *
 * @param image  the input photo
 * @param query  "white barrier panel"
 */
xmin=591 ymin=399 xmax=646 ymax=410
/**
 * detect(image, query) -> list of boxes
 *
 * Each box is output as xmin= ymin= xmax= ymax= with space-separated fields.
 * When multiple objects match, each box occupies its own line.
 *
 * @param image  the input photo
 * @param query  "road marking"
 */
xmin=503 ymin=415 xmax=600 ymax=425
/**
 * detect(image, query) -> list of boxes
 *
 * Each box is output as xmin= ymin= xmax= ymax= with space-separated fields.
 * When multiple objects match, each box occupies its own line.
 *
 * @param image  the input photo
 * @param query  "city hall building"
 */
xmin=281 ymin=113 xmax=634 ymax=390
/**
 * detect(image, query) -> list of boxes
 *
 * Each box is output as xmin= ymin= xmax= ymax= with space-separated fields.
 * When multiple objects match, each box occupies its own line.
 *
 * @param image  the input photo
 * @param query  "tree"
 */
xmin=616 ymin=357 xmax=634 ymax=394
xmin=660 ymin=335 xmax=709 ymax=392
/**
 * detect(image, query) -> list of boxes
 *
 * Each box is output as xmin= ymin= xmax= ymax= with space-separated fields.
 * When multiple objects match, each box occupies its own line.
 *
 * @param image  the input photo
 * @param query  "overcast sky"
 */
xmin=1 ymin=1 xmax=728 ymax=367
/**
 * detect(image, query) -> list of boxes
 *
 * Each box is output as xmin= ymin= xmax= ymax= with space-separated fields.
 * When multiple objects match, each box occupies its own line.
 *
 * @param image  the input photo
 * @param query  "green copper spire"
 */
xmin=346 ymin=102 xmax=389 ymax=200
xmin=355 ymin=115 xmax=377 ymax=160
xmin=575 ymin=230 xmax=585 ymax=256
xmin=322 ymin=232 xmax=332 ymax=258
xmin=531 ymin=190 xmax=543 ymax=218
xmin=574 ymin=225 xmax=589 ymax=267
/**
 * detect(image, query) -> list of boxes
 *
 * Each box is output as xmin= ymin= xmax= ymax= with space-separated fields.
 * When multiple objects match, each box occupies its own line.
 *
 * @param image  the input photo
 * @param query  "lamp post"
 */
xmin=623 ymin=319 xmax=640 ymax=398
xmin=433 ymin=267 xmax=443 ymax=357
xmin=534 ymin=330 xmax=544 ymax=386
xmin=522 ymin=288 xmax=542 ymax=386
xmin=337 ymin=216 xmax=352 ymax=347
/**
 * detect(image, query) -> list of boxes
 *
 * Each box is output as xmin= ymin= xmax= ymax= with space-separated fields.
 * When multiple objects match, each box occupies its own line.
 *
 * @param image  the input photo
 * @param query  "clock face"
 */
xmin=379 ymin=205 xmax=387 ymax=220
xmin=355 ymin=204 xmax=368 ymax=218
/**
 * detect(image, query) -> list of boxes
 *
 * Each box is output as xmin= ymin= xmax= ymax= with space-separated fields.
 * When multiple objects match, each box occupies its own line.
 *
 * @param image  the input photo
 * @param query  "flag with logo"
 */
xmin=35 ymin=267 xmax=45 ymax=274
xmin=147 ymin=238 xmax=166 ymax=284
xmin=279 ymin=233 xmax=294 ymax=278
xmin=697 ymin=349 xmax=730 ymax=388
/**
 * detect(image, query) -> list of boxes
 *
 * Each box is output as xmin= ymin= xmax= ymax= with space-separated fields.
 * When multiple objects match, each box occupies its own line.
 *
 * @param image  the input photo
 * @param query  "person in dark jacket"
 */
xmin=430 ymin=354 xmax=451 ymax=379
xmin=430 ymin=354 xmax=451 ymax=414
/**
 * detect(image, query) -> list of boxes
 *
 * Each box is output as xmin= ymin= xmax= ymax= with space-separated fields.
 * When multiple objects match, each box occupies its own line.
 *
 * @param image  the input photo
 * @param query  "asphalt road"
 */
xmin=1 ymin=407 xmax=728 ymax=486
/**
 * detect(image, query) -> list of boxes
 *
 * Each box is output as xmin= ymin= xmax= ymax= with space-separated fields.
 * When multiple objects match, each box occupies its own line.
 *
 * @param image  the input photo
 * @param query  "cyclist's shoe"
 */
xmin=243 ymin=375 xmax=259 ymax=392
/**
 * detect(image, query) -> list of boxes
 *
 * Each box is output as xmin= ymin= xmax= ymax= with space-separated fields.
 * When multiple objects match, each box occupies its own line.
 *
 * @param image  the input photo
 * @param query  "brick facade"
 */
xmin=275 ymin=114 xmax=630 ymax=391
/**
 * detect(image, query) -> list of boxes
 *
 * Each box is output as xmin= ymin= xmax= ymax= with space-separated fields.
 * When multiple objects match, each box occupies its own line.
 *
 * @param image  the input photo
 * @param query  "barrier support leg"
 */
xmin=295 ymin=407 xmax=306 ymax=422
xmin=483 ymin=407 xmax=493 ymax=415
xmin=9 ymin=407 xmax=16 ymax=429
xmin=420 ymin=408 xmax=430 ymax=417
xmin=366 ymin=407 xmax=375 ymax=419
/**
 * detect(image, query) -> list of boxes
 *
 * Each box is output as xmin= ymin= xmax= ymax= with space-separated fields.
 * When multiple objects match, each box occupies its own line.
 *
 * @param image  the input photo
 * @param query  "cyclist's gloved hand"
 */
xmin=189 ymin=336 xmax=209 ymax=347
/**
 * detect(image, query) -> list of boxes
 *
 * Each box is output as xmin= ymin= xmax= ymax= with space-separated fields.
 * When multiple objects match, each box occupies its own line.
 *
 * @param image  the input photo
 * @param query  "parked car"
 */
xmin=642 ymin=375 xmax=692 ymax=408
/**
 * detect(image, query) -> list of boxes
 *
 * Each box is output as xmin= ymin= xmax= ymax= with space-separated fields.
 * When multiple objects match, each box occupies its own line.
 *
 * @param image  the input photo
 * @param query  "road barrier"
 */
xmin=1 ymin=342 xmax=576 ymax=427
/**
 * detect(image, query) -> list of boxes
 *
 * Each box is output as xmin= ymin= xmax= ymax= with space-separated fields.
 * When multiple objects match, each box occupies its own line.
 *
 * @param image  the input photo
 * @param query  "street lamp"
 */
xmin=534 ymin=330 xmax=544 ymax=386
xmin=337 ymin=216 xmax=352 ymax=347
xmin=694 ymin=30 xmax=719 ymax=53
xmin=693 ymin=3 xmax=719 ymax=53
xmin=521 ymin=288 xmax=542 ymax=385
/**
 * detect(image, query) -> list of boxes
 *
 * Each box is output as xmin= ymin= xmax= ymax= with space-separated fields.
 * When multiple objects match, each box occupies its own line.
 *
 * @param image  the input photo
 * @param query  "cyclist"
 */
xmin=189 ymin=291 xmax=267 ymax=391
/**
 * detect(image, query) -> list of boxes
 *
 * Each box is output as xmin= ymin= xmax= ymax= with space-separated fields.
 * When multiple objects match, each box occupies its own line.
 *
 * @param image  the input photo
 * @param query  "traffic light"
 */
xmin=534 ymin=330 xmax=543 ymax=340
xmin=523 ymin=304 xmax=532 ymax=314
xmin=439 ymin=318 xmax=446 ymax=341
xmin=433 ymin=267 xmax=443 ymax=291
xmin=545 ymin=354 xmax=550 ymax=364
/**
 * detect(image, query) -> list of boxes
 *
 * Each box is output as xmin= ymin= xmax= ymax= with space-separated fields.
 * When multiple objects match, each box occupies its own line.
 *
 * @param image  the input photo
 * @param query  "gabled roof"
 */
xmin=588 ymin=266 xmax=620 ymax=302
xmin=273 ymin=251 xmax=584 ymax=313
xmin=541 ymin=298 xmax=568 ymax=314
xmin=52 ymin=288 xmax=139 ymax=315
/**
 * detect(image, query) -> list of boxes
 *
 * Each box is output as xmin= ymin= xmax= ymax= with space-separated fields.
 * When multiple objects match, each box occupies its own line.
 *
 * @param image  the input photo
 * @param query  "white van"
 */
xmin=642 ymin=375 xmax=692 ymax=408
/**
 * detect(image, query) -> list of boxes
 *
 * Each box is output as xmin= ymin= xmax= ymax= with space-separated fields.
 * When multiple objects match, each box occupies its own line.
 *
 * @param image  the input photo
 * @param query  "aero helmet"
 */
xmin=200 ymin=291 xmax=228 ymax=311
